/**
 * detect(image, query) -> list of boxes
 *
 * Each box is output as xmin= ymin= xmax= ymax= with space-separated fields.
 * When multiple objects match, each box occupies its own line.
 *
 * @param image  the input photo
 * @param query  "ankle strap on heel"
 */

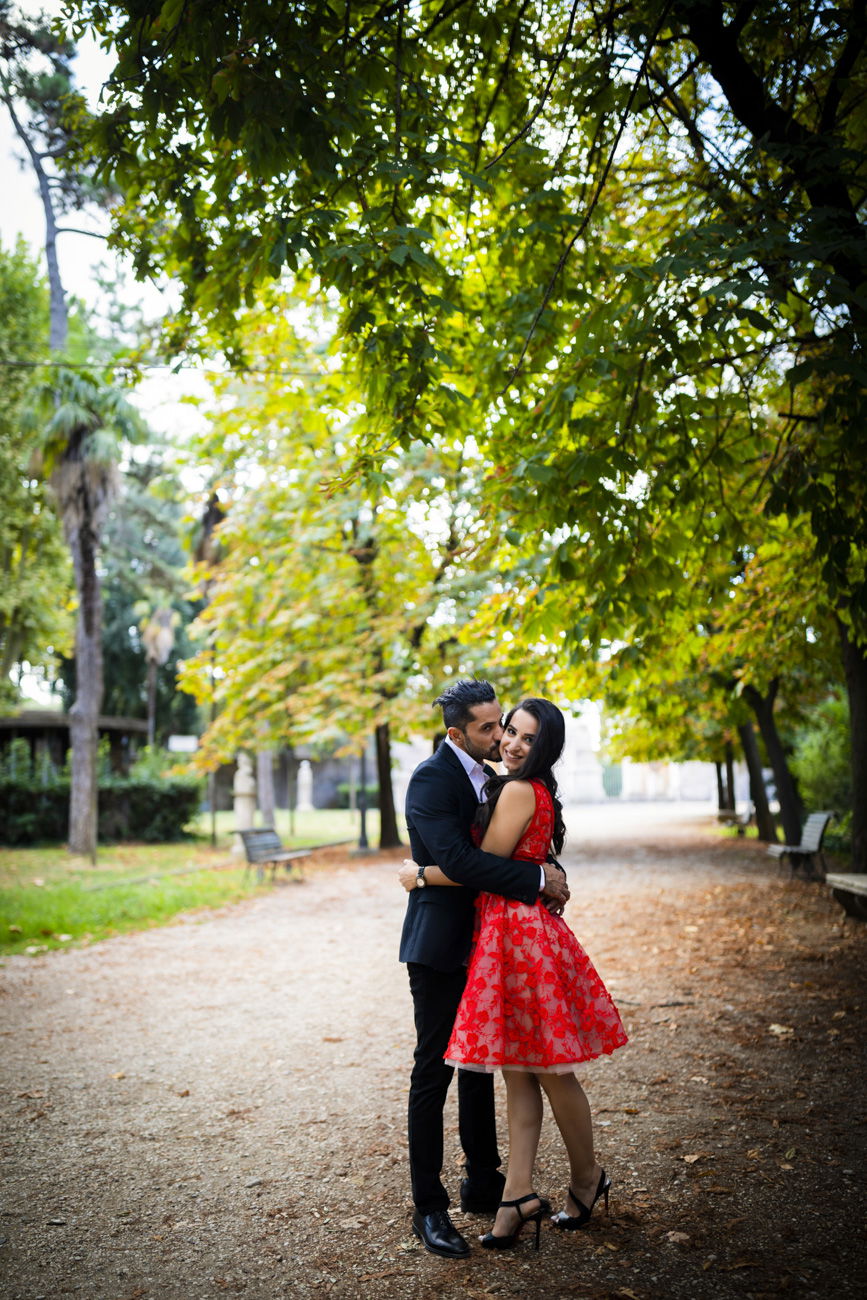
xmin=500 ymin=1192 xmax=543 ymax=1221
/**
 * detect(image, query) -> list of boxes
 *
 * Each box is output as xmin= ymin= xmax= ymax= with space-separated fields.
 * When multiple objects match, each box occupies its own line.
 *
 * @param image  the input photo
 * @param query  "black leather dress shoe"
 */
xmin=412 ymin=1209 xmax=470 ymax=1258
xmin=460 ymin=1171 xmax=506 ymax=1214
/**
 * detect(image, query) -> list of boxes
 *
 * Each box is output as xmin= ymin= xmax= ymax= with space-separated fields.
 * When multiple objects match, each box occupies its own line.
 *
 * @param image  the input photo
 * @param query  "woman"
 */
xmin=399 ymin=698 xmax=627 ymax=1251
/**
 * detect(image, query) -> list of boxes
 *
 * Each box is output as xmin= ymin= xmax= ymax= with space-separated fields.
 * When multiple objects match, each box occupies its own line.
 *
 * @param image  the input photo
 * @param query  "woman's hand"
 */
xmin=398 ymin=859 xmax=420 ymax=891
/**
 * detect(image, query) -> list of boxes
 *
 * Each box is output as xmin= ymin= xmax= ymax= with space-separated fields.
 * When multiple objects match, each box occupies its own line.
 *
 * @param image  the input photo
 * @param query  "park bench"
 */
xmin=767 ymin=811 xmax=834 ymax=879
xmin=236 ymin=828 xmax=312 ymax=882
xmin=236 ymin=830 xmax=358 ymax=882
xmin=717 ymin=807 xmax=752 ymax=835
xmin=825 ymin=873 xmax=867 ymax=922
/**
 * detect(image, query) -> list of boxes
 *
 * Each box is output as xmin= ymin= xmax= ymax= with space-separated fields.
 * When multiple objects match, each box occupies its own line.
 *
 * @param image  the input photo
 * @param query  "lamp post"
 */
xmin=357 ymin=741 xmax=369 ymax=851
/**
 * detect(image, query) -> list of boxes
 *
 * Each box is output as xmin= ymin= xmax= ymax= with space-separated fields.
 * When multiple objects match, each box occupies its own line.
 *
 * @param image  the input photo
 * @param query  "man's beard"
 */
xmin=463 ymin=736 xmax=501 ymax=764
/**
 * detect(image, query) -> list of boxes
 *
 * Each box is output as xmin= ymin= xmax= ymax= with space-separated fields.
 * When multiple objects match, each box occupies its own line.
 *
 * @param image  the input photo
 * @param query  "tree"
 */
xmin=0 ymin=239 xmax=71 ymax=707
xmin=176 ymin=292 xmax=531 ymax=847
xmin=1 ymin=4 xmax=108 ymax=348
xmin=479 ymin=461 xmax=841 ymax=843
xmin=34 ymin=367 xmax=145 ymax=850
xmin=601 ymin=678 xmax=780 ymax=843
xmin=68 ymin=0 xmax=867 ymax=861
xmin=3 ymin=10 xmax=150 ymax=854
xmin=56 ymin=457 xmax=201 ymax=742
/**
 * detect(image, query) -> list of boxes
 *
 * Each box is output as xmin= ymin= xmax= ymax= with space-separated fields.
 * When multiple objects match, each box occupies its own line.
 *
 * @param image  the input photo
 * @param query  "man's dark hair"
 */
xmin=433 ymin=679 xmax=496 ymax=731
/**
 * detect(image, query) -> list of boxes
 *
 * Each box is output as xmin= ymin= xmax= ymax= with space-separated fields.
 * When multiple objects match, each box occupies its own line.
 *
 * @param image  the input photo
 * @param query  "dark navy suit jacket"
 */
xmin=399 ymin=742 xmax=541 ymax=973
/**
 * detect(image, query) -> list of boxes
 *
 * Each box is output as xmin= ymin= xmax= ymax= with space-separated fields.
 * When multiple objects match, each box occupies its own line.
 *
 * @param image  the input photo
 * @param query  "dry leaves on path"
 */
xmin=1 ymin=809 xmax=865 ymax=1299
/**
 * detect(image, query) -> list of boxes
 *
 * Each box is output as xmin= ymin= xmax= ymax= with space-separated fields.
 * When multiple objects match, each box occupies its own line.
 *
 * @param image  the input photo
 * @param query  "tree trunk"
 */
xmin=374 ymin=721 xmax=402 ymax=849
xmin=4 ymin=96 xmax=68 ymax=351
xmin=724 ymin=741 xmax=736 ymax=811
xmin=715 ymin=761 xmax=725 ymax=811
xmin=743 ymin=681 xmax=803 ymax=844
xmin=10 ymin=91 xmax=98 ymax=853
xmin=66 ymin=509 xmax=103 ymax=859
xmin=840 ymin=622 xmax=867 ymax=872
xmin=737 ymin=721 xmax=776 ymax=842
xmin=256 ymin=749 xmax=276 ymax=829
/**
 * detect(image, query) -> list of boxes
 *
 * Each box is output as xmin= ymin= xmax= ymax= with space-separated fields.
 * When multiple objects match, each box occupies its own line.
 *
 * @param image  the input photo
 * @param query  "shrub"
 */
xmin=99 ymin=773 xmax=204 ymax=842
xmin=332 ymin=782 xmax=379 ymax=810
xmin=790 ymin=695 xmax=851 ymax=850
xmin=0 ymin=779 xmax=68 ymax=843
xmin=0 ymin=770 xmax=204 ymax=845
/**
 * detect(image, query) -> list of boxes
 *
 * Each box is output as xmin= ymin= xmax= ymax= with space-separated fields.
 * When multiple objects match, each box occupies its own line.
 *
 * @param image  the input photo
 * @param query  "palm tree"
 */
xmin=4 ymin=20 xmax=147 ymax=856
xmin=36 ymin=368 xmax=145 ymax=855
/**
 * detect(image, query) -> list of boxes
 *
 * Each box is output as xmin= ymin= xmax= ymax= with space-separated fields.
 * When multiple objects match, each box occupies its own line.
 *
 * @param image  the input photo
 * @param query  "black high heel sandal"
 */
xmin=479 ymin=1192 xmax=552 ymax=1252
xmin=550 ymin=1169 xmax=611 ymax=1230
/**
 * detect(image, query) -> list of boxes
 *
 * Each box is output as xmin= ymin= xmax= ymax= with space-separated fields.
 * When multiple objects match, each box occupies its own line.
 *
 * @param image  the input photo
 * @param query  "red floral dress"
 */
xmin=445 ymin=780 xmax=628 ymax=1073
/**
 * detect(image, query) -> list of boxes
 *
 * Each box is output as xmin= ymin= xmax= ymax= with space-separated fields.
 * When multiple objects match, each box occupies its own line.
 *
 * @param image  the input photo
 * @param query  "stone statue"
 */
xmin=296 ymin=758 xmax=314 ymax=812
xmin=233 ymin=752 xmax=257 ymax=853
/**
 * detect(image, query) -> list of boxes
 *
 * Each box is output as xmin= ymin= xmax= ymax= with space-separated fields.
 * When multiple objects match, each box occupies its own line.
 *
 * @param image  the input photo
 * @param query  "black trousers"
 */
xmin=406 ymin=961 xmax=501 ymax=1213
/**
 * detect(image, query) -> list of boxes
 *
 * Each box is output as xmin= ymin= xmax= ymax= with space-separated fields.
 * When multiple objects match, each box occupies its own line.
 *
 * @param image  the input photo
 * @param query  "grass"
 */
xmin=189 ymin=806 xmax=386 ymax=847
xmin=0 ymin=807 xmax=394 ymax=958
xmin=0 ymin=842 xmax=260 ymax=957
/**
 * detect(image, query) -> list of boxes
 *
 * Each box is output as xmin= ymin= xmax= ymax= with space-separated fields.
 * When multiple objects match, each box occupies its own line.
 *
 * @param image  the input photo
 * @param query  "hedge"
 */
xmin=0 ymin=775 xmax=203 ymax=845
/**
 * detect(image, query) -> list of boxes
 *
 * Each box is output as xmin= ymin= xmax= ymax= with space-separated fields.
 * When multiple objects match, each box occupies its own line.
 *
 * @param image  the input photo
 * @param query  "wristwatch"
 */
xmin=416 ymin=866 xmax=427 ymax=888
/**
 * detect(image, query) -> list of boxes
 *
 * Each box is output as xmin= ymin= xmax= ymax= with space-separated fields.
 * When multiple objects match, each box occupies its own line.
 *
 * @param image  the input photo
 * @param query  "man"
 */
xmin=399 ymin=679 xmax=570 ymax=1258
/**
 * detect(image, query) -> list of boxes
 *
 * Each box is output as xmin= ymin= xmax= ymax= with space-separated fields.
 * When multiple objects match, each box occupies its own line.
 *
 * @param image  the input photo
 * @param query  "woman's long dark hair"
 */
xmin=474 ymin=698 xmax=566 ymax=855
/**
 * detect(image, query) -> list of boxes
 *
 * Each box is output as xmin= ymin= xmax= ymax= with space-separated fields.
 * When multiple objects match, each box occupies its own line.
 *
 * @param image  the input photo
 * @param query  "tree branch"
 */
xmin=55 ymin=227 xmax=107 ymax=240
xmin=820 ymin=0 xmax=867 ymax=135
xmin=503 ymin=0 xmax=673 ymax=387
xmin=677 ymin=0 xmax=867 ymax=304
xmin=470 ymin=0 xmax=533 ymax=174
xmin=484 ymin=0 xmax=581 ymax=171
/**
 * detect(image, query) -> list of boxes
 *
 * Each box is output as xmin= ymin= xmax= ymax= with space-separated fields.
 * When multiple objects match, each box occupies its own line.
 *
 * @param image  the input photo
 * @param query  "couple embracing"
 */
xmin=398 ymin=679 xmax=627 ymax=1257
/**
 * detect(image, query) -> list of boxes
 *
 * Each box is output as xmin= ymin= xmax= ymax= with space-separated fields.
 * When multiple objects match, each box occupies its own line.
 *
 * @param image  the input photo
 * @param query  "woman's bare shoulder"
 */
xmin=495 ymin=780 xmax=537 ymax=809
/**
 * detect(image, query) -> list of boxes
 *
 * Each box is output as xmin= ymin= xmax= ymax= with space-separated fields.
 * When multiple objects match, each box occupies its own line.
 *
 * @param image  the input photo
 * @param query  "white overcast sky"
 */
xmin=0 ymin=4 xmax=210 ymax=443
xmin=1 ymin=7 xmax=118 ymax=300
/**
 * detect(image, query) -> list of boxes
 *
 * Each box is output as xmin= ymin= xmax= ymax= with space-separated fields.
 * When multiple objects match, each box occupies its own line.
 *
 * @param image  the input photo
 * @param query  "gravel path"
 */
xmin=2 ymin=805 xmax=865 ymax=1299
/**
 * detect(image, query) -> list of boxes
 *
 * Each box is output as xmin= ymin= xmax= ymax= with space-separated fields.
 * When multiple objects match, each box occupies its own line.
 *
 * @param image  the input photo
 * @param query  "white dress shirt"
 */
xmin=445 ymin=735 xmax=489 ymax=802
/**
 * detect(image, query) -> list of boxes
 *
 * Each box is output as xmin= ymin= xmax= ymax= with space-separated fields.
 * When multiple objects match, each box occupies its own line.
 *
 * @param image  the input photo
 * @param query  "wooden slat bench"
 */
xmin=767 ymin=810 xmax=834 ymax=879
xmin=236 ymin=830 xmax=357 ymax=882
xmin=826 ymin=873 xmax=867 ymax=922
xmin=236 ymin=828 xmax=312 ymax=882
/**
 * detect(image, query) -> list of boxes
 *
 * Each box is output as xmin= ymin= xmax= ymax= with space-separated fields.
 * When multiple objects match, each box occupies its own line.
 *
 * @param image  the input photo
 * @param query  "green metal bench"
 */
xmin=236 ymin=828 xmax=311 ymax=882
xmin=767 ymin=811 xmax=834 ymax=879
